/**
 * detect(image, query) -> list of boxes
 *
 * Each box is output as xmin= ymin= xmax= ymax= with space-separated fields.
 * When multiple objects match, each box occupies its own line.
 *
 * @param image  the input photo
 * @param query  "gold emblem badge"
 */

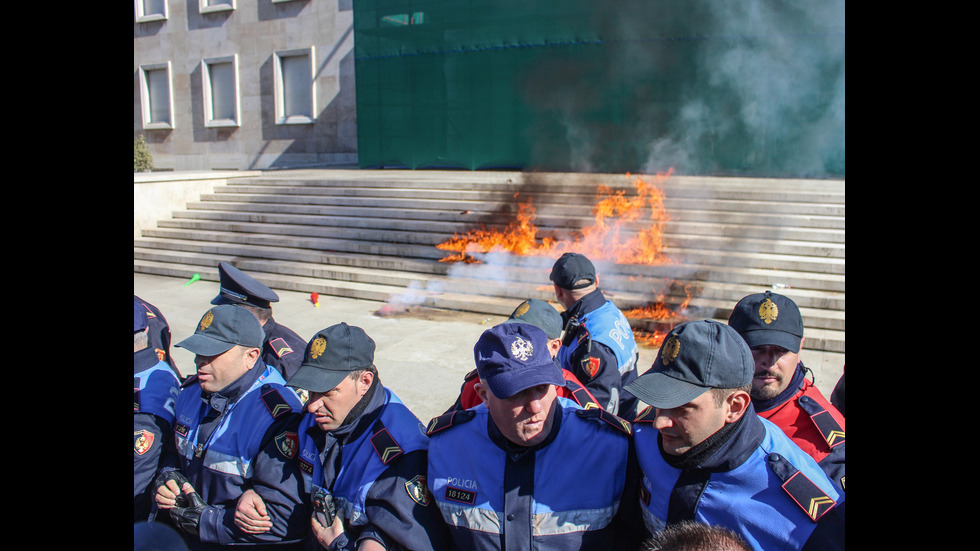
xmin=199 ymin=309 xmax=214 ymax=331
xmin=514 ymin=300 xmax=531 ymax=318
xmin=511 ymin=336 xmax=533 ymax=361
xmin=661 ymin=335 xmax=680 ymax=365
xmin=310 ymin=336 xmax=327 ymax=359
xmin=758 ymin=298 xmax=779 ymax=324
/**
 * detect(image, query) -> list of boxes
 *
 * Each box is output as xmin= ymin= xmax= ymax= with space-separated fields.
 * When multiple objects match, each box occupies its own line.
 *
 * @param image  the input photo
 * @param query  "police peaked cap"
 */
xmin=211 ymin=262 xmax=280 ymax=309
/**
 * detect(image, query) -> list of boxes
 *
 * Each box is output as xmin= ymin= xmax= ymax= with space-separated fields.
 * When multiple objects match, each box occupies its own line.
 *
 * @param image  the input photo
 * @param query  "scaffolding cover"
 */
xmin=353 ymin=0 xmax=844 ymax=177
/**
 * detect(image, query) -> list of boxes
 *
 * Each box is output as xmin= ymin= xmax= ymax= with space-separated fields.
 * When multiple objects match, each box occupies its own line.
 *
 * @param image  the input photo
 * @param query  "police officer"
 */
xmin=135 ymin=294 xmax=181 ymax=378
xmin=624 ymin=320 xmax=845 ymax=551
xmin=444 ymin=298 xmax=600 ymax=413
xmin=728 ymin=290 xmax=846 ymax=491
xmin=233 ymin=323 xmax=450 ymax=551
xmin=153 ymin=304 xmax=308 ymax=550
xmin=426 ymin=323 xmax=644 ymax=550
xmin=211 ymin=262 xmax=306 ymax=382
xmin=135 ymin=298 xmax=181 ymax=522
xmin=549 ymin=252 xmax=640 ymax=417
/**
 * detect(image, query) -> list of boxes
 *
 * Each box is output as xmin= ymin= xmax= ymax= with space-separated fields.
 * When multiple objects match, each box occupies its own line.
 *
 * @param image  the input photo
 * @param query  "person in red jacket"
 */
xmin=728 ymin=290 xmax=845 ymax=492
xmin=444 ymin=298 xmax=600 ymax=413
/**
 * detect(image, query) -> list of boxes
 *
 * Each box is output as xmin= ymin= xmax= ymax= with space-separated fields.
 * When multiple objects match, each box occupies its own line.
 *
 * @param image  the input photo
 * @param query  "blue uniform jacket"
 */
xmin=170 ymin=362 xmax=308 ymax=547
xmin=426 ymin=397 xmax=642 ymax=551
xmin=297 ymin=385 xmax=449 ymax=551
xmin=135 ymin=346 xmax=181 ymax=521
xmin=633 ymin=407 xmax=845 ymax=551
xmin=558 ymin=290 xmax=640 ymax=416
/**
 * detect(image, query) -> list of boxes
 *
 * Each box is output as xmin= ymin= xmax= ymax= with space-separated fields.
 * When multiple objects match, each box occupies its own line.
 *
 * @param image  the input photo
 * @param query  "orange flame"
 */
xmin=632 ymin=330 xmax=670 ymax=348
xmin=437 ymin=170 xmax=674 ymax=264
xmin=621 ymin=284 xmax=695 ymax=320
xmin=621 ymin=283 xmax=696 ymax=348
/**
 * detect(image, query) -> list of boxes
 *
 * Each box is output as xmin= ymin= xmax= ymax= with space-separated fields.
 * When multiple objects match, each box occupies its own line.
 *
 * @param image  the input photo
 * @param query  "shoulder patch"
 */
xmin=576 ymin=407 xmax=632 ymax=435
xmin=405 ymin=474 xmax=432 ymax=506
xmin=274 ymin=431 xmax=299 ymax=459
xmin=268 ymin=337 xmax=294 ymax=358
xmin=134 ymin=429 xmax=155 ymax=455
xmin=564 ymin=379 xmax=600 ymax=410
xmin=580 ymin=356 xmax=601 ymax=379
xmin=798 ymin=396 xmax=846 ymax=448
xmin=370 ymin=420 xmax=404 ymax=465
xmin=767 ymin=452 xmax=837 ymax=522
xmin=633 ymin=405 xmax=656 ymax=423
xmin=261 ymin=385 xmax=294 ymax=419
xmin=426 ymin=409 xmax=476 ymax=436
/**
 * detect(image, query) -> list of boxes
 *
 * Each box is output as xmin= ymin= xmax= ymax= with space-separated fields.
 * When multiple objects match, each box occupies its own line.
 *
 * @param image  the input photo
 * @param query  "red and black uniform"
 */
xmin=754 ymin=363 xmax=846 ymax=491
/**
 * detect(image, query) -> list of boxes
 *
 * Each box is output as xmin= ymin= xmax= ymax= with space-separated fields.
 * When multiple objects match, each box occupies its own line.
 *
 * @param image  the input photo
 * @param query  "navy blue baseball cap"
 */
xmin=288 ymin=323 xmax=376 ymax=393
xmin=211 ymin=262 xmax=280 ymax=309
xmin=135 ymin=298 xmax=149 ymax=333
xmin=474 ymin=323 xmax=565 ymax=399
xmin=728 ymin=290 xmax=804 ymax=353
xmin=549 ymin=252 xmax=596 ymax=290
xmin=624 ymin=320 xmax=753 ymax=409
xmin=503 ymin=298 xmax=563 ymax=339
xmin=175 ymin=304 xmax=265 ymax=356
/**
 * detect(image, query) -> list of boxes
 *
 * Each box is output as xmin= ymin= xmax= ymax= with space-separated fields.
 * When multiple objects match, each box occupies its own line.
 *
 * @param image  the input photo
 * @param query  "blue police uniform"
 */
xmin=297 ymin=384 xmax=449 ymax=551
xmin=135 ymin=346 xmax=181 ymax=521
xmin=633 ymin=406 xmax=845 ymax=551
xmin=557 ymin=290 xmax=640 ymax=416
xmin=426 ymin=397 xmax=642 ymax=551
xmin=169 ymin=362 xmax=308 ymax=548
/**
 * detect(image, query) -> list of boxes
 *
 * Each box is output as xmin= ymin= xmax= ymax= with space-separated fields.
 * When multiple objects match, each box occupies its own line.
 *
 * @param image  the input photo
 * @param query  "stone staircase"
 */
xmin=133 ymin=169 xmax=845 ymax=354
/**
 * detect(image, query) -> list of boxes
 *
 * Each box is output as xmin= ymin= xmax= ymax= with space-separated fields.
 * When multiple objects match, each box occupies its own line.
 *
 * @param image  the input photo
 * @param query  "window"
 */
xmin=274 ymin=47 xmax=317 ymax=124
xmin=138 ymin=62 xmax=175 ymax=130
xmin=135 ymin=0 xmax=167 ymax=22
xmin=200 ymin=0 xmax=235 ymax=14
xmin=202 ymin=55 xmax=241 ymax=127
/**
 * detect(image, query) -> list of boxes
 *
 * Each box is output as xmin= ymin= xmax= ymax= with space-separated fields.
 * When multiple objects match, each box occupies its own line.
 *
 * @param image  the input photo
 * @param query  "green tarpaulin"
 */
xmin=353 ymin=0 xmax=844 ymax=177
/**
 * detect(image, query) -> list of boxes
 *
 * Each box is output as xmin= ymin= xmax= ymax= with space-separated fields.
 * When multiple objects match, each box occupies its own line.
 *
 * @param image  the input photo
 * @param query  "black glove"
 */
xmin=170 ymin=485 xmax=208 ymax=536
xmin=154 ymin=470 xmax=209 ymax=535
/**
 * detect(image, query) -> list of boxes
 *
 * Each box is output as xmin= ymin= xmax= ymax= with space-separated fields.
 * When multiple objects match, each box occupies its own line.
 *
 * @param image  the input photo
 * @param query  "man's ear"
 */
xmin=473 ymin=380 xmax=491 ymax=404
xmin=243 ymin=346 xmax=261 ymax=370
xmin=356 ymin=370 xmax=375 ymax=396
xmin=726 ymin=390 xmax=751 ymax=424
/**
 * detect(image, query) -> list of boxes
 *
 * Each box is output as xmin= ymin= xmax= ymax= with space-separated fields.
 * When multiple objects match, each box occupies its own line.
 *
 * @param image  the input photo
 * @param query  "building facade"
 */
xmin=134 ymin=0 xmax=357 ymax=171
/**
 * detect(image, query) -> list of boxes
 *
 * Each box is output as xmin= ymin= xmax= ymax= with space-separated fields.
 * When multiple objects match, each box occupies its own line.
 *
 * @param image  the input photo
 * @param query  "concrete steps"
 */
xmin=134 ymin=170 xmax=844 ymax=354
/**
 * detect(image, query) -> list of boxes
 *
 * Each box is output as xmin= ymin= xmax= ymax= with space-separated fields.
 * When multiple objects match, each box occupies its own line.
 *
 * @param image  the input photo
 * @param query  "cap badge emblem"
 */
xmin=514 ymin=301 xmax=531 ymax=318
xmin=661 ymin=335 xmax=680 ymax=365
xmin=199 ymin=309 xmax=214 ymax=331
xmin=310 ymin=336 xmax=327 ymax=359
xmin=511 ymin=336 xmax=533 ymax=361
xmin=758 ymin=298 xmax=779 ymax=324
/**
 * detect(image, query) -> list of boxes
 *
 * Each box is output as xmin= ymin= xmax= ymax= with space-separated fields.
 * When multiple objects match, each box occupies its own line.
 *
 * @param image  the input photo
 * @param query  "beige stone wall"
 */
xmin=133 ymin=172 xmax=258 ymax=239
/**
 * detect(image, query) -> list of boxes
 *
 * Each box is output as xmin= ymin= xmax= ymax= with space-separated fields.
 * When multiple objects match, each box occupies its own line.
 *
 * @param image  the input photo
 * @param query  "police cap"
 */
xmin=211 ymin=262 xmax=280 ymax=309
